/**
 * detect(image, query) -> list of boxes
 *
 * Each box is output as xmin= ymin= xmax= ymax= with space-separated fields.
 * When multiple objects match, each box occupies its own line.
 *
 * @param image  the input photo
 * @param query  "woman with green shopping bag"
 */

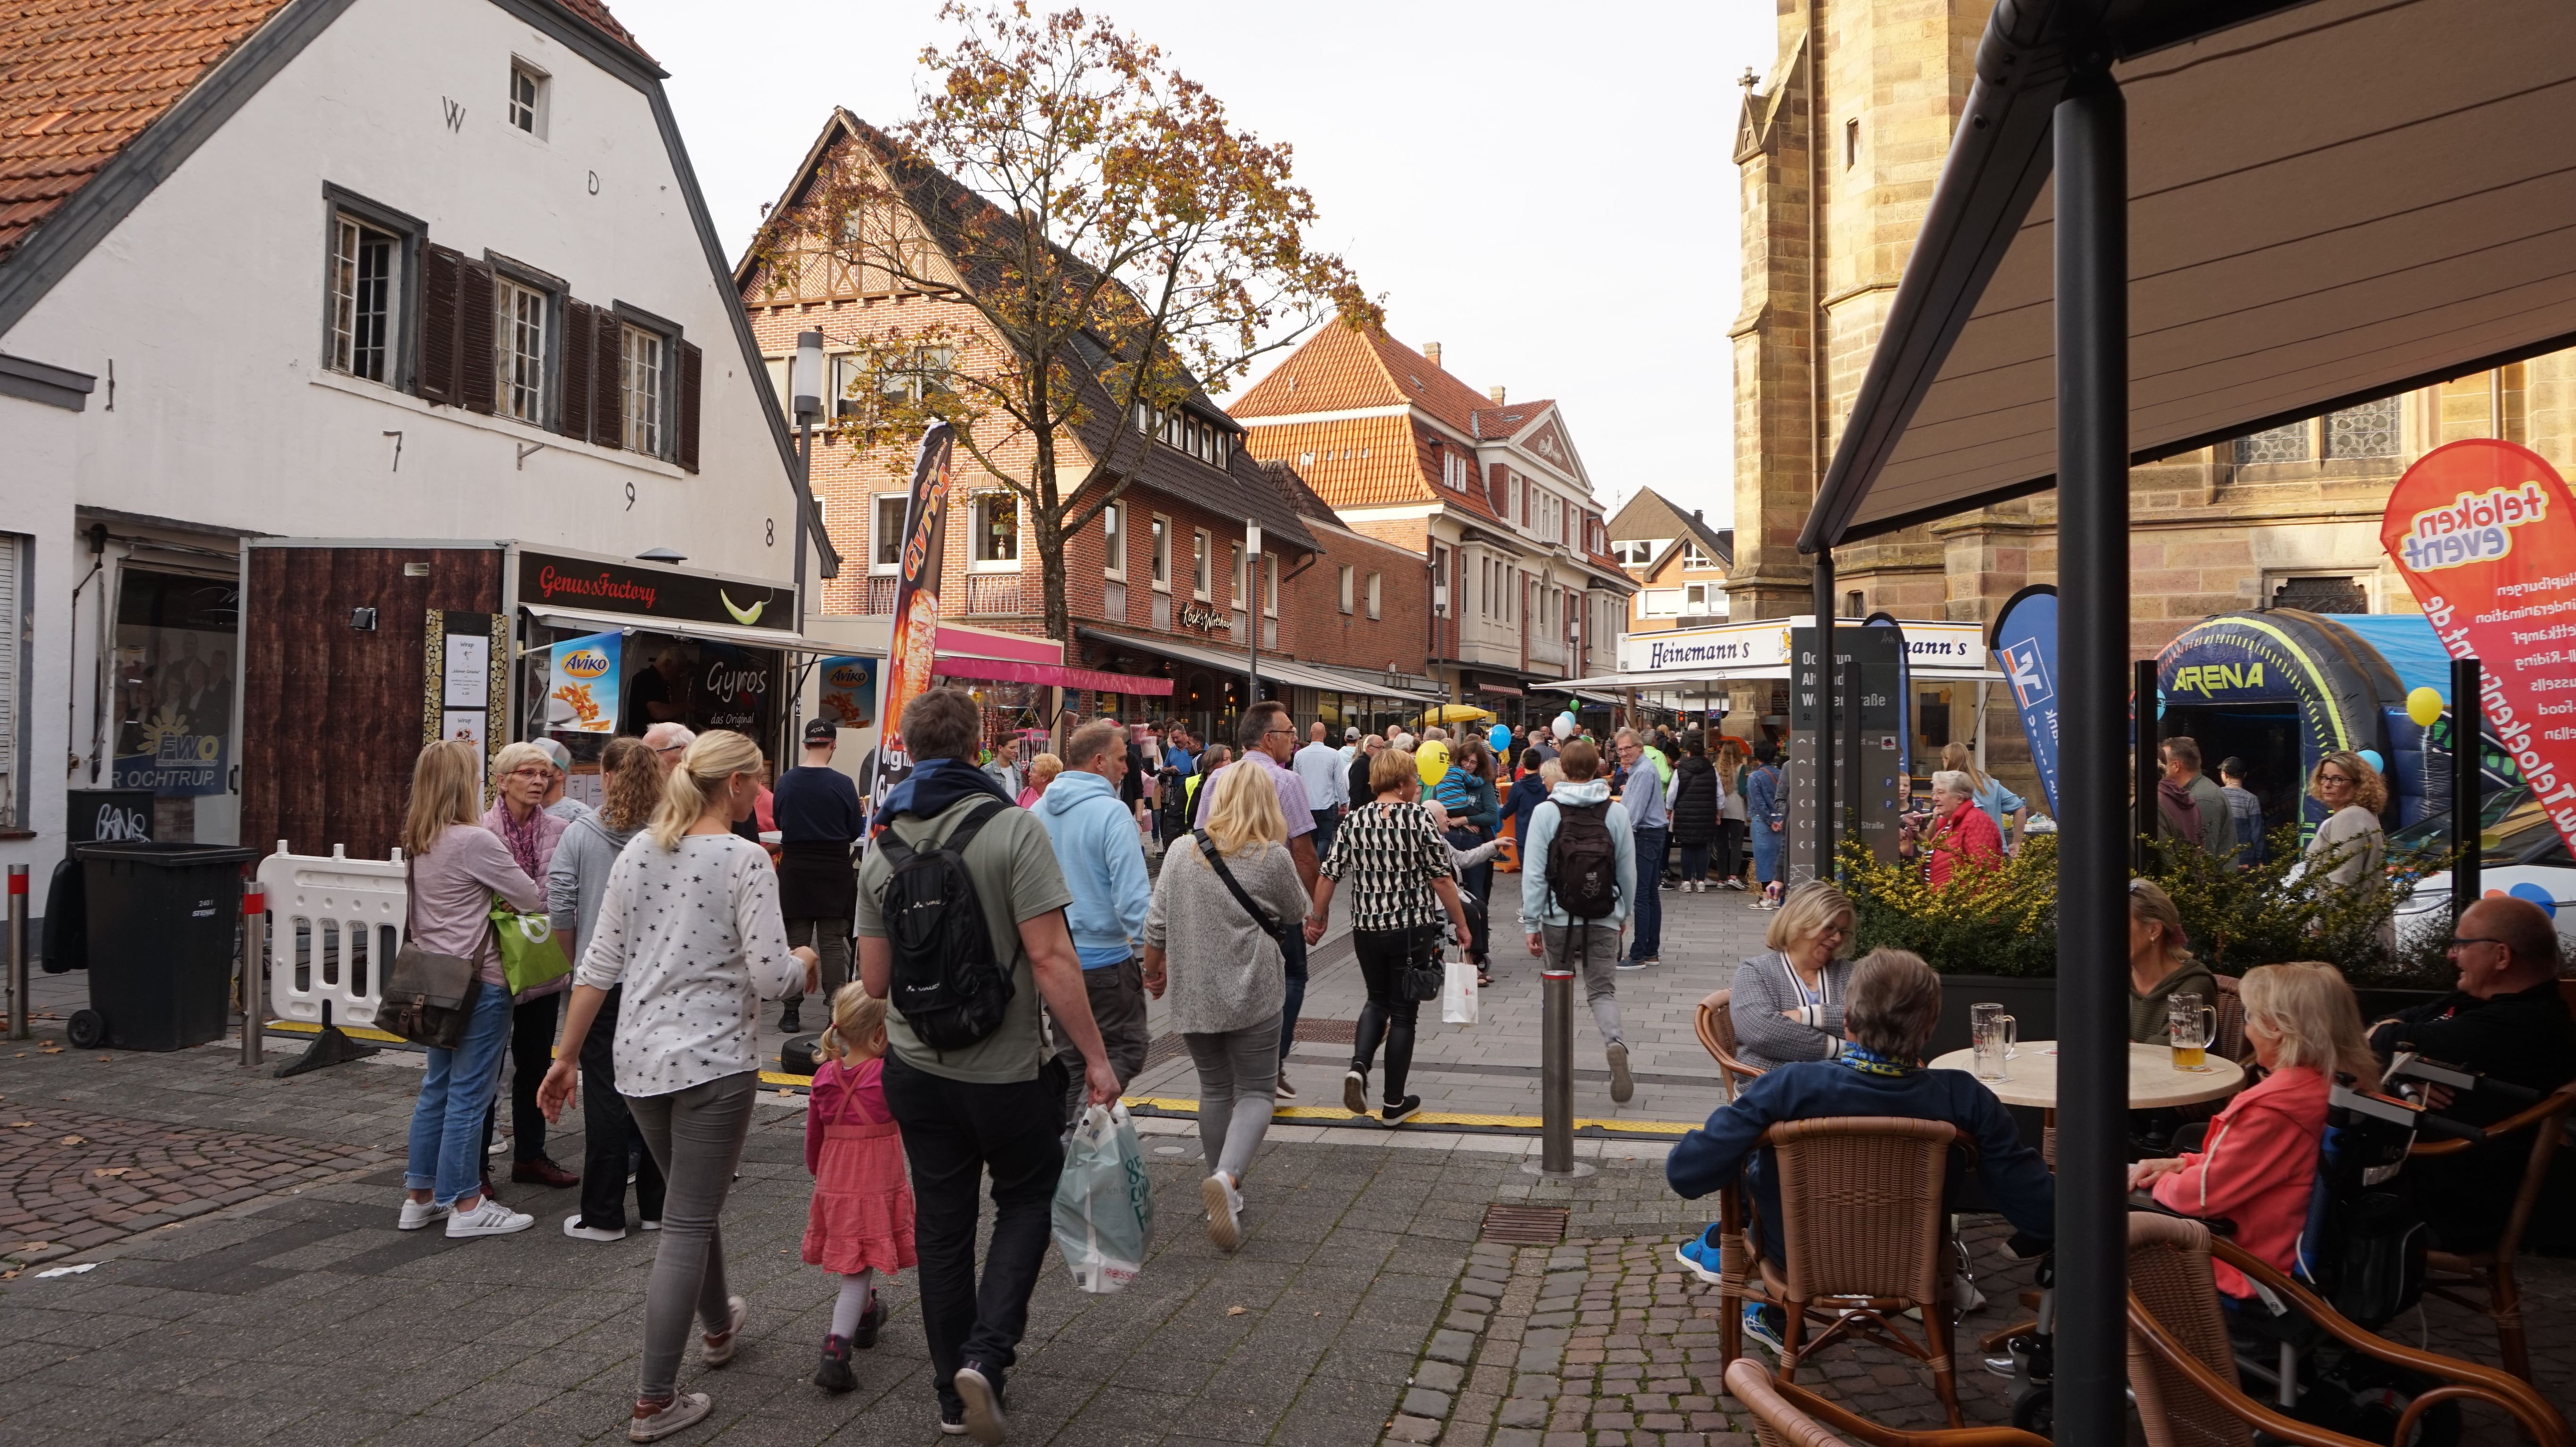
xmin=481 ymin=741 xmax=580 ymax=1192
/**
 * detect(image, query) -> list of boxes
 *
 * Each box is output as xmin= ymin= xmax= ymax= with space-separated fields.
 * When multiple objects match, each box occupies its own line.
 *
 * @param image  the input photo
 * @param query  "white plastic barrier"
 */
xmin=258 ymin=842 xmax=407 ymax=1029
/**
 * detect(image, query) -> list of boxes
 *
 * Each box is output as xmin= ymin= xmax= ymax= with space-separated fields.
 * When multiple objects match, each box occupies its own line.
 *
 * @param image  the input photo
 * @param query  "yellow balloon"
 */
xmin=2407 ymin=686 xmax=2446 ymax=728
xmin=1415 ymin=739 xmax=1451 ymax=787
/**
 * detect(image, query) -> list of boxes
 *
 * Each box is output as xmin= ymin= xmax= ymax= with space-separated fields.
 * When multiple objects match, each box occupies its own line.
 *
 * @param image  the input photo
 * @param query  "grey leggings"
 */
xmin=1183 ymin=1013 xmax=1280 ymax=1183
xmin=626 ymin=1071 xmax=758 ymax=1401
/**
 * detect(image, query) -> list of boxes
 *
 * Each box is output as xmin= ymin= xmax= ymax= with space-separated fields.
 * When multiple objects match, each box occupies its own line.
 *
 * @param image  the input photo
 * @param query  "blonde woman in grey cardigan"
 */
xmin=1729 ymin=881 xmax=1860 ymax=1070
xmin=1143 ymin=763 xmax=1308 ymax=1252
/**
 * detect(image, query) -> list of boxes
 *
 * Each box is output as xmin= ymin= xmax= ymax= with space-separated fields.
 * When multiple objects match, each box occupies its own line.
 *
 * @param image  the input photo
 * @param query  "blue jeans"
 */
xmin=1628 ymin=826 xmax=1668 ymax=961
xmin=404 ymin=982 xmax=515 ymax=1205
xmin=1752 ymin=822 xmax=1784 ymax=885
xmin=1277 ymin=920 xmax=1308 ymax=1060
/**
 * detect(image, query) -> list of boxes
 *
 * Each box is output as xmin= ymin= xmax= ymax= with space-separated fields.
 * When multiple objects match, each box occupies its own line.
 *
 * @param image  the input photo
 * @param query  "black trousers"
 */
xmin=1351 ymin=925 xmax=1434 ymax=1104
xmin=883 ymin=1054 xmax=1067 ymax=1411
xmin=1717 ymin=820 xmax=1747 ymax=881
xmin=481 ymin=993 xmax=561 ymax=1167
xmin=577 ymin=986 xmax=665 ymax=1230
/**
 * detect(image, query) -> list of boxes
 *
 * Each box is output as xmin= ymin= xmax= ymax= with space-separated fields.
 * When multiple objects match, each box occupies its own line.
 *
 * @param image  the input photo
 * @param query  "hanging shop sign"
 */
xmin=515 ymin=550 xmax=796 ymax=633
xmin=817 ymin=656 xmax=880 ymax=731
xmin=1988 ymin=586 xmax=2060 ymax=814
xmin=544 ymin=630 xmax=622 ymax=734
xmin=868 ymin=424 xmax=958 ymax=819
xmin=2381 ymin=438 xmax=2576 ymax=856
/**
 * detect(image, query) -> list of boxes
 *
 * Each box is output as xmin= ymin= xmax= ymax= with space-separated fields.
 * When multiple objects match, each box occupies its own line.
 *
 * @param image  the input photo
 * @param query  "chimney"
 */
xmin=1424 ymin=342 xmax=1441 ymax=368
xmin=1693 ymin=509 xmax=1703 ymax=519
xmin=1488 ymin=386 xmax=1506 ymax=403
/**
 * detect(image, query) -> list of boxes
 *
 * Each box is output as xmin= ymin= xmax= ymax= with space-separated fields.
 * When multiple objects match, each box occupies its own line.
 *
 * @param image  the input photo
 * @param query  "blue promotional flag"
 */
xmin=1989 ymin=587 xmax=2060 ymax=813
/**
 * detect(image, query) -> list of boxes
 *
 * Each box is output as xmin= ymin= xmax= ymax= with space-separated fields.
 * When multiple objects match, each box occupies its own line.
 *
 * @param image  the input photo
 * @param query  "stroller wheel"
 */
xmin=2010 ymin=1385 xmax=2052 ymax=1439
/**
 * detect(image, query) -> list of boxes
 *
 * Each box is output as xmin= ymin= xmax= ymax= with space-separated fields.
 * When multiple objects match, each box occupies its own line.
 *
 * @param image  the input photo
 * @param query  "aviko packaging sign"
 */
xmin=2380 ymin=439 xmax=2576 ymax=856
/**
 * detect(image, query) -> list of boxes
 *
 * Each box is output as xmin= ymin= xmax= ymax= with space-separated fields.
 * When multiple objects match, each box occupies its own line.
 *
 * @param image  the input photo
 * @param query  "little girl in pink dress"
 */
xmin=804 ymin=987 xmax=916 ymax=1394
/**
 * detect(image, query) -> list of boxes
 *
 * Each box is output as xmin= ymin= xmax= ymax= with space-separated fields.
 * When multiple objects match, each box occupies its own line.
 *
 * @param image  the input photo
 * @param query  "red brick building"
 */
xmin=737 ymin=111 xmax=1441 ymax=738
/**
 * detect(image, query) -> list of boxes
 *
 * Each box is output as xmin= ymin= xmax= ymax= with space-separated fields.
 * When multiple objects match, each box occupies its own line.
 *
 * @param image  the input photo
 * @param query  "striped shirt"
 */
xmin=1318 ymin=800 xmax=1456 ymax=933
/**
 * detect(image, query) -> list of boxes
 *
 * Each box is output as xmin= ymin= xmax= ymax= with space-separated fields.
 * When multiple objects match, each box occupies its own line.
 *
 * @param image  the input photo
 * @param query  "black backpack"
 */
xmin=875 ymin=799 xmax=1014 ymax=1051
xmin=1547 ymin=799 xmax=1620 ymax=920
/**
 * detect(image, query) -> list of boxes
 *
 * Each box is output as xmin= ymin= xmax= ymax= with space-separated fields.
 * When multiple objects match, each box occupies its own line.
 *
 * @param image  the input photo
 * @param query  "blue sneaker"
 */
xmin=1741 ymin=1302 xmax=1787 ymax=1357
xmin=1673 ymin=1225 xmax=1724 ymax=1285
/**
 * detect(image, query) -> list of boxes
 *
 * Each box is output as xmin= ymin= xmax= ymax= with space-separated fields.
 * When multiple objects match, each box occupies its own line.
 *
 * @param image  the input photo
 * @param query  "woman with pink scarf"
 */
xmin=483 ymin=741 xmax=579 ymax=1194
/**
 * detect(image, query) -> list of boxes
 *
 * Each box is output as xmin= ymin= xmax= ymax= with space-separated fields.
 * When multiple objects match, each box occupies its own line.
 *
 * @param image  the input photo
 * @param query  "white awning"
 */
xmin=1078 ymin=628 xmax=1444 ymax=704
xmin=1805 ymin=0 xmax=2576 ymax=546
xmin=523 ymin=604 xmax=847 ymax=654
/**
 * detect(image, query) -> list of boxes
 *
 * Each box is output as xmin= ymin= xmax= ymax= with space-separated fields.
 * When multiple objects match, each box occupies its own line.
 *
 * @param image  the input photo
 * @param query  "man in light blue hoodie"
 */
xmin=1517 ymin=738 xmax=1639 ymax=1103
xmin=1034 ymin=718 xmax=1153 ymax=1128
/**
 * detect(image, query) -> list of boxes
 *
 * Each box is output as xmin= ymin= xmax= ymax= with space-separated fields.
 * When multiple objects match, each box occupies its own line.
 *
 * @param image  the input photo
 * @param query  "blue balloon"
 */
xmin=2357 ymin=749 xmax=2383 ymax=774
xmin=2508 ymin=882 xmax=2558 ymax=919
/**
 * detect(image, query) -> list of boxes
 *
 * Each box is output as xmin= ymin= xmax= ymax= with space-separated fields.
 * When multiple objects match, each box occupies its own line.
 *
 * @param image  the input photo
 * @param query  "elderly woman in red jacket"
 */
xmin=1898 ymin=769 xmax=2005 ymax=886
xmin=2129 ymin=961 xmax=2377 ymax=1298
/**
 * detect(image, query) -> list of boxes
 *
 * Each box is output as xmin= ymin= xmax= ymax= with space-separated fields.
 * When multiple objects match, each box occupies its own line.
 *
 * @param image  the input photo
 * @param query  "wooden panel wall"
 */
xmin=241 ymin=547 xmax=503 ymax=860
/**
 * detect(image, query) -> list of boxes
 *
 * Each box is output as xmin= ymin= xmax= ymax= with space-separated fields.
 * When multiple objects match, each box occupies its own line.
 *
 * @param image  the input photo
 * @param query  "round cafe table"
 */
xmin=1925 ymin=1040 xmax=2243 ymax=1110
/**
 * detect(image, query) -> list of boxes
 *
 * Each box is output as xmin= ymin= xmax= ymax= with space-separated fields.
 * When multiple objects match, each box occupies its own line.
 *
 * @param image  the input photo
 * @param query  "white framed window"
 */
xmin=1151 ymin=515 xmax=1171 ymax=590
xmin=493 ymin=277 xmax=548 ymax=422
xmin=326 ymin=211 xmax=399 ymax=383
xmin=509 ymin=59 xmax=548 ymax=137
xmin=971 ymin=493 xmax=1019 ymax=567
xmin=1338 ymin=565 xmax=1354 ymax=614
xmin=1100 ymin=503 xmax=1126 ymax=578
xmin=1642 ymin=589 xmax=1680 ymax=618
xmin=1263 ymin=554 xmax=1278 ymax=617
xmin=763 ymin=356 xmax=790 ymax=410
xmin=872 ymin=494 xmax=908 ymax=573
xmin=1682 ymin=542 xmax=1714 ymax=569
xmin=1441 ymin=450 xmax=1468 ymax=490
xmin=1367 ymin=571 xmax=1382 ymax=620
xmin=1229 ymin=543 xmax=1243 ymax=608
xmin=1192 ymin=529 xmax=1211 ymax=599
xmin=621 ymin=323 xmax=666 ymax=454
xmin=1685 ymin=582 xmax=1715 ymax=614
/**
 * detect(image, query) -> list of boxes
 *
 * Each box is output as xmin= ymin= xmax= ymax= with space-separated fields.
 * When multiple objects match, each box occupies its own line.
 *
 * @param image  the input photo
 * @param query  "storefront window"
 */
xmin=111 ymin=568 xmax=239 ymax=842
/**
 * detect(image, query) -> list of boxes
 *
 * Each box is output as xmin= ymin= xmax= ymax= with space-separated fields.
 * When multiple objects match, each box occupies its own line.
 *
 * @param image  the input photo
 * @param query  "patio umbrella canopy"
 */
xmin=1801 ymin=0 xmax=2576 ymax=549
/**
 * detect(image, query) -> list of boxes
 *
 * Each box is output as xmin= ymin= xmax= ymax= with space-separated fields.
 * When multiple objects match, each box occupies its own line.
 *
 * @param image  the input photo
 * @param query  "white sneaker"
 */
xmin=1203 ymin=1172 xmax=1244 ymax=1252
xmin=397 ymin=1198 xmax=450 ymax=1232
xmin=700 ymin=1295 xmax=749 ymax=1367
xmin=640 ymin=1218 xmax=662 ymax=1232
xmin=563 ymin=1214 xmax=627 ymax=1242
xmin=445 ymin=1198 xmax=535 ymax=1238
xmin=627 ymin=1392 xmax=711 ymax=1442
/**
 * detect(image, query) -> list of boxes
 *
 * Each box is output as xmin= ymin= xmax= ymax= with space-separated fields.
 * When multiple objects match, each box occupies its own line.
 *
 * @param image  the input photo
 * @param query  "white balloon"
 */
xmin=1552 ymin=714 xmax=1575 ymax=741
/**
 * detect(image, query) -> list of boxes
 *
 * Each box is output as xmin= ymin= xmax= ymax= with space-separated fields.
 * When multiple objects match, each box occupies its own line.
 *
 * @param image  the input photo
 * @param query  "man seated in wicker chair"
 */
xmin=1666 ymin=949 xmax=2056 ymax=1355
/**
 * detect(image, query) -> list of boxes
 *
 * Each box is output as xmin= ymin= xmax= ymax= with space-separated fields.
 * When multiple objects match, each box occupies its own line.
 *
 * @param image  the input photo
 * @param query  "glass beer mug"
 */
xmin=2169 ymin=992 xmax=2216 ymax=1072
xmin=1971 ymin=1002 xmax=2016 ymax=1082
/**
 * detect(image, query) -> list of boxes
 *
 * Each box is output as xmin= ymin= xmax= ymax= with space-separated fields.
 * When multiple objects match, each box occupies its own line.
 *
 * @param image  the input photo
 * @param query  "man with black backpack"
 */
xmin=1516 ymin=738 xmax=1639 ymax=1103
xmin=856 ymin=688 xmax=1119 ymax=1445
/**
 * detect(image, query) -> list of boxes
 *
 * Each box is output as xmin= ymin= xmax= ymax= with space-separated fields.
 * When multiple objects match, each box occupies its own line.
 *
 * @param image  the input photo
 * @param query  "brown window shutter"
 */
xmin=676 ymin=340 xmax=702 ymax=472
xmin=415 ymin=244 xmax=462 ymax=404
xmin=592 ymin=312 xmax=623 ymax=449
xmin=558 ymin=300 xmax=594 ymax=441
xmin=458 ymin=261 xmax=497 ymax=416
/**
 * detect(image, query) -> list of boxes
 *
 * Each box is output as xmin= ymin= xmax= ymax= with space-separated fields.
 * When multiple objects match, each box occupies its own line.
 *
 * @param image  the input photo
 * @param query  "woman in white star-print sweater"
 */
xmin=539 ymin=729 xmax=818 ymax=1442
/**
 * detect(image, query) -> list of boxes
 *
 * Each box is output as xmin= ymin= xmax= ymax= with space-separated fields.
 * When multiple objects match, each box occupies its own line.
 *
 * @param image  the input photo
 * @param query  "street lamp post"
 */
xmin=791 ymin=329 xmax=824 ymax=738
xmin=1244 ymin=523 xmax=1263 ymax=714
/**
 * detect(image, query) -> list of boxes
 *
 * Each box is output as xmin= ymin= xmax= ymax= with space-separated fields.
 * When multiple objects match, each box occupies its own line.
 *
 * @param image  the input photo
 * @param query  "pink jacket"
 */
xmin=1924 ymin=799 xmax=2005 ymax=886
xmin=2151 ymin=1065 xmax=2328 ymax=1296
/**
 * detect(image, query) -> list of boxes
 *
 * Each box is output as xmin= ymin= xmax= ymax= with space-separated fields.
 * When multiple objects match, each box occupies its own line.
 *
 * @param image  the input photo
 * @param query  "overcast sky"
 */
xmin=613 ymin=0 xmax=1776 ymax=529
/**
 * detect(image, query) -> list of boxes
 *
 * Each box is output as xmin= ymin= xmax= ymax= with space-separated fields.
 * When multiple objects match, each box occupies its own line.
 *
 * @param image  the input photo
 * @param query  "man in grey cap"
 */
xmin=534 ymin=738 xmax=594 ymax=824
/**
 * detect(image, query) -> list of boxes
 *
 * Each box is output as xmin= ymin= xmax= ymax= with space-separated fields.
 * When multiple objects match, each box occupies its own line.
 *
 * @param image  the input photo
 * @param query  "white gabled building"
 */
xmin=0 ymin=0 xmax=831 ymax=871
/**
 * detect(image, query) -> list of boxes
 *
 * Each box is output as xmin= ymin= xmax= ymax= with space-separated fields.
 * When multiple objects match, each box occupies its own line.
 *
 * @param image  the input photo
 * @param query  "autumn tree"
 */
xmin=749 ymin=1 xmax=1375 ymax=645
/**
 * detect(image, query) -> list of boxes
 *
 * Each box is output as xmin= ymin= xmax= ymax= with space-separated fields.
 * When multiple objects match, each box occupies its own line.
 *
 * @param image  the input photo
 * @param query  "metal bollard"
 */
xmin=240 ymin=878 xmax=265 ymax=1066
xmin=6 ymin=864 xmax=26 ymax=1041
xmin=1524 ymin=928 xmax=1593 ymax=1179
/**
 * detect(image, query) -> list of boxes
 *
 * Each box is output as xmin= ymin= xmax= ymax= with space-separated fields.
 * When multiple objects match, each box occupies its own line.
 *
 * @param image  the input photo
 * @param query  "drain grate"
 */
xmin=1479 ymin=1204 xmax=1570 ymax=1245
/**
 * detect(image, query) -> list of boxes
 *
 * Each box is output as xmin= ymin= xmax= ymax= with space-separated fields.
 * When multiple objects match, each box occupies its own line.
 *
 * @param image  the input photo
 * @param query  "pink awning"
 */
xmin=931 ymin=654 xmax=1173 ymax=696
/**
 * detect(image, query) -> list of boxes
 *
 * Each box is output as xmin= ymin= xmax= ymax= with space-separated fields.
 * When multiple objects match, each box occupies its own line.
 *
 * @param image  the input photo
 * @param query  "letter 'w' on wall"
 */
xmin=2382 ymin=439 xmax=2576 ymax=858
xmin=867 ymin=423 xmax=958 ymax=823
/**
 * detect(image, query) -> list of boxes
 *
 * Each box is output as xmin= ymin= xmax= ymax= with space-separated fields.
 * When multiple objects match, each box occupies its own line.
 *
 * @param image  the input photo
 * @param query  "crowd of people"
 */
xmin=380 ymin=692 xmax=2574 ymax=1441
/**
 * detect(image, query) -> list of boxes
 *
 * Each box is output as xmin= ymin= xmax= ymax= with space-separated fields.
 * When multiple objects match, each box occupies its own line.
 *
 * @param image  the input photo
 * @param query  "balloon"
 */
xmin=2508 ymin=882 xmax=2558 ymax=919
xmin=2407 ymin=686 xmax=2446 ymax=728
xmin=1488 ymin=724 xmax=1511 ymax=750
xmin=1415 ymin=739 xmax=1451 ymax=787
xmin=2357 ymin=749 xmax=2383 ymax=774
xmin=1553 ymin=712 xmax=1575 ymax=741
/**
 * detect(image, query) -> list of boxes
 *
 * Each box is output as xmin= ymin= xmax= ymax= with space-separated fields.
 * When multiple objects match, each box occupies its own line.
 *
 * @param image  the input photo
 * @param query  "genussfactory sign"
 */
xmin=2381 ymin=439 xmax=2576 ymax=855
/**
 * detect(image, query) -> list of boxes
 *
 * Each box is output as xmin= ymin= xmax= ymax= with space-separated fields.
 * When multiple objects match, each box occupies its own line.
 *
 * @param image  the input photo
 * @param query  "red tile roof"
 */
xmin=1471 ymin=401 xmax=1553 ymax=438
xmin=0 ymin=0 xmax=652 ymax=265
xmin=1230 ymin=318 xmax=1501 ymax=441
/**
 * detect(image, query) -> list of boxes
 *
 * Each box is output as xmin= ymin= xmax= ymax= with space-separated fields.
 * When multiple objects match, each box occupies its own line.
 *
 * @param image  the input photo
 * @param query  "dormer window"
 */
xmin=1137 ymin=403 xmax=1230 ymax=466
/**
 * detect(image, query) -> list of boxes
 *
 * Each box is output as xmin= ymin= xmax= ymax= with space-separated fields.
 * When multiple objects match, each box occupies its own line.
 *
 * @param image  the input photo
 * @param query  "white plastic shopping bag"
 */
xmin=1442 ymin=952 xmax=1479 ymax=1025
xmin=1053 ymin=1101 xmax=1154 ymax=1293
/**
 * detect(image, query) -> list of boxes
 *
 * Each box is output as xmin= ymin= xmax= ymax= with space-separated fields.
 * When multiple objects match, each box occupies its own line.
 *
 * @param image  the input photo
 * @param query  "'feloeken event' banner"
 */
xmin=2381 ymin=439 xmax=2576 ymax=856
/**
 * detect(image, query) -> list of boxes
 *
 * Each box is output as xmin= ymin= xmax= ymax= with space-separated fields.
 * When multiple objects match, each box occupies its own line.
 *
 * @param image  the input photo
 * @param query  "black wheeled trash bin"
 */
xmin=71 ymin=843 xmax=260 ymax=1051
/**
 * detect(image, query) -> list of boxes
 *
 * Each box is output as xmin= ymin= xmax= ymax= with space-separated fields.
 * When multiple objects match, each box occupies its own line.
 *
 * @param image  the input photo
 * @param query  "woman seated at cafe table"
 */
xmin=2129 ymin=962 xmax=2374 ymax=1299
xmin=2127 ymin=879 xmax=2218 ymax=1045
xmin=1729 ymin=882 xmax=1858 ymax=1071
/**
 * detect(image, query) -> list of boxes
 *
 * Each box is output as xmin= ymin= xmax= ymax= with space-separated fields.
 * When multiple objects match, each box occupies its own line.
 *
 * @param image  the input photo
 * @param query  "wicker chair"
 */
xmin=1716 ymin=1117 xmax=1967 ymax=1427
xmin=1721 ymin=1361 xmax=2048 ymax=1447
xmin=1696 ymin=988 xmax=1765 ymax=1099
xmin=2407 ymin=1081 xmax=2576 ymax=1382
xmin=2210 ymin=975 xmax=2247 ymax=1064
xmin=2123 ymin=1212 xmax=2569 ymax=1447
